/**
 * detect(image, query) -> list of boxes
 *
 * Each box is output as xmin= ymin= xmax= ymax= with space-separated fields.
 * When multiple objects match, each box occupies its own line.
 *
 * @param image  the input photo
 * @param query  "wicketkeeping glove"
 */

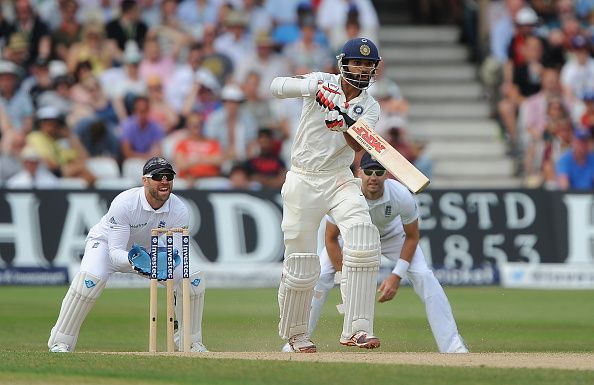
xmin=128 ymin=244 xmax=181 ymax=281
xmin=315 ymin=81 xmax=343 ymax=111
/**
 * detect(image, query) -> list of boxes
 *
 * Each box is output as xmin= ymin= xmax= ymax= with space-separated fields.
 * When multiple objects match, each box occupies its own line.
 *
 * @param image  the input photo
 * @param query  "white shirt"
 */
xmin=87 ymin=187 xmax=189 ymax=267
xmin=5 ymin=168 xmax=58 ymax=189
xmin=291 ymin=72 xmax=380 ymax=172
xmin=560 ymin=57 xmax=594 ymax=98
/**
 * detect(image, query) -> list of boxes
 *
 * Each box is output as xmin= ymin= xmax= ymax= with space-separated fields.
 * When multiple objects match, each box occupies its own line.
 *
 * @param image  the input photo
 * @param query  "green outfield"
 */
xmin=1 ymin=286 xmax=593 ymax=384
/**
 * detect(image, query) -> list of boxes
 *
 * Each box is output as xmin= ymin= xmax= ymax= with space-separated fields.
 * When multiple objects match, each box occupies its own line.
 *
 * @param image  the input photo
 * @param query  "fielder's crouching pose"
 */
xmin=48 ymin=157 xmax=208 ymax=353
xmin=271 ymin=38 xmax=383 ymax=352
xmin=308 ymin=153 xmax=469 ymax=353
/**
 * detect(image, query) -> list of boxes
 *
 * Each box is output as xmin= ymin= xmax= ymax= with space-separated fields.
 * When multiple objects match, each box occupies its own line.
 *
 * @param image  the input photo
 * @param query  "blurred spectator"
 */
xmin=181 ymin=68 xmax=221 ymax=120
xmin=173 ymin=110 xmax=224 ymax=182
xmin=499 ymin=34 xmax=544 ymax=154
xmin=146 ymin=75 xmax=179 ymax=132
xmin=241 ymin=0 xmax=272 ymax=33
xmin=120 ymin=95 xmax=165 ymax=160
xmin=139 ymin=34 xmax=176 ymax=83
xmin=11 ymin=0 xmax=52 ymax=66
xmin=69 ymin=72 xmax=116 ymax=127
xmin=242 ymin=70 xmax=285 ymax=134
xmin=0 ymin=8 xmax=15 ymax=52
xmin=26 ymin=106 xmax=96 ymax=186
xmin=244 ymin=128 xmax=287 ymax=190
xmin=0 ymin=60 xmax=34 ymax=140
xmin=3 ymin=32 xmax=31 ymax=68
xmin=5 ymin=145 xmax=58 ymax=188
xmin=0 ymin=119 xmax=26 ymax=181
xmin=316 ymin=0 xmax=379 ymax=52
xmin=76 ymin=0 xmax=120 ymax=24
xmin=200 ymin=23 xmax=234 ymax=85
xmin=578 ymin=90 xmax=594 ymax=136
xmin=52 ymin=0 xmax=81 ymax=62
xmin=227 ymin=162 xmax=261 ymax=190
xmin=176 ymin=0 xmax=219 ymax=38
xmin=36 ymin=72 xmax=74 ymax=115
xmin=99 ymin=41 xmax=146 ymax=121
xmin=213 ymin=10 xmax=254 ymax=73
xmin=24 ymin=58 xmax=53 ymax=108
xmin=556 ymin=129 xmax=594 ymax=190
xmin=151 ymin=0 xmax=193 ymax=57
xmin=203 ymin=83 xmax=258 ymax=171
xmin=66 ymin=21 xmax=119 ymax=76
xmin=560 ymin=35 xmax=594 ymax=102
xmin=74 ymin=117 xmax=120 ymax=159
xmin=282 ymin=14 xmax=333 ymax=73
xmin=270 ymin=1 xmax=328 ymax=46
xmin=165 ymin=42 xmax=205 ymax=112
xmin=105 ymin=0 xmax=148 ymax=53
xmin=538 ymin=115 xmax=574 ymax=188
xmin=236 ymin=31 xmax=290 ymax=100
xmin=265 ymin=0 xmax=304 ymax=26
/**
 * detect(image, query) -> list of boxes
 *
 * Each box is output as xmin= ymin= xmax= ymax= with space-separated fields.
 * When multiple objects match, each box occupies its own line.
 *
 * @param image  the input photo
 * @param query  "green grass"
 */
xmin=0 ymin=286 xmax=593 ymax=384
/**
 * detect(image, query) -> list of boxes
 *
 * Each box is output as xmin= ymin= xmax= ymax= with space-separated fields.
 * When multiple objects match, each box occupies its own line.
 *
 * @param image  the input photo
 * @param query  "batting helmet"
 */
xmin=337 ymin=38 xmax=381 ymax=90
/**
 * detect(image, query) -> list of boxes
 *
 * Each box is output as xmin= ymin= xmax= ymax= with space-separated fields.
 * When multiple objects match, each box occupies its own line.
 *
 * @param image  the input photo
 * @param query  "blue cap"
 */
xmin=582 ymin=90 xmax=594 ymax=101
xmin=338 ymin=38 xmax=381 ymax=62
xmin=143 ymin=157 xmax=176 ymax=175
xmin=360 ymin=153 xmax=384 ymax=169
xmin=574 ymin=129 xmax=591 ymax=140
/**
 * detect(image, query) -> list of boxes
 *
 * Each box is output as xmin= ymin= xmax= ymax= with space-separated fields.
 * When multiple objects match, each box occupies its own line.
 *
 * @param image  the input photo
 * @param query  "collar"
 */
xmin=365 ymin=184 xmax=390 ymax=208
xmin=140 ymin=187 xmax=171 ymax=213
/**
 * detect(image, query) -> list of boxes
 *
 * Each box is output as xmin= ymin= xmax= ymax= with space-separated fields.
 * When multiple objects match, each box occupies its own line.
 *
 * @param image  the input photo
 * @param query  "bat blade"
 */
xmin=347 ymin=118 xmax=430 ymax=193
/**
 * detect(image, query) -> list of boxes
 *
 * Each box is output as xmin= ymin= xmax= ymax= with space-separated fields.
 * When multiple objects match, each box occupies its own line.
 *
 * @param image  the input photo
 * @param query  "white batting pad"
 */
xmin=175 ymin=271 xmax=205 ymax=347
xmin=48 ymin=271 xmax=106 ymax=351
xmin=341 ymin=223 xmax=381 ymax=339
xmin=278 ymin=253 xmax=320 ymax=339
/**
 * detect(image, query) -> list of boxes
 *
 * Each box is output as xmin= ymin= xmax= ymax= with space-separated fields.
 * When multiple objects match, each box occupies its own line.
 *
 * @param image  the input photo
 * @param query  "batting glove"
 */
xmin=315 ymin=81 xmax=342 ymax=111
xmin=325 ymin=110 xmax=348 ymax=132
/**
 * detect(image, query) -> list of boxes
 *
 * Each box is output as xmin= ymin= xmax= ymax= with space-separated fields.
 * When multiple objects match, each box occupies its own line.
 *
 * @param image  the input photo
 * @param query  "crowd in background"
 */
xmin=481 ymin=0 xmax=594 ymax=190
xmin=1 ymin=0 xmax=415 ymax=191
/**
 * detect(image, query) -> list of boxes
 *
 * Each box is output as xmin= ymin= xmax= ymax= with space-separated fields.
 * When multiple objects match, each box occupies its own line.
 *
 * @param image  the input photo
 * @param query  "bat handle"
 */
xmin=334 ymin=106 xmax=356 ymax=127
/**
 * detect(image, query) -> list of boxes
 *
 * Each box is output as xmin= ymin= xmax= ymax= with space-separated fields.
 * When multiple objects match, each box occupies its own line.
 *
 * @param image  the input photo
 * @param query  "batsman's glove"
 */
xmin=315 ymin=81 xmax=343 ymax=111
xmin=128 ymin=244 xmax=181 ymax=281
xmin=325 ymin=102 xmax=350 ymax=132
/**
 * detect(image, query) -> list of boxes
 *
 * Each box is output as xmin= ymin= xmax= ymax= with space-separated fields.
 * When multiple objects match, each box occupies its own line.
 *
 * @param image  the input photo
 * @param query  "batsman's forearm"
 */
xmin=270 ymin=77 xmax=319 ymax=99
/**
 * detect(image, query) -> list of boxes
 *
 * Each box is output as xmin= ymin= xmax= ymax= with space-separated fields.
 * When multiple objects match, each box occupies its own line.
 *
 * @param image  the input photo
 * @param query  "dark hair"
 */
xmin=258 ymin=128 xmax=274 ymax=138
xmin=121 ymin=0 xmax=137 ymax=13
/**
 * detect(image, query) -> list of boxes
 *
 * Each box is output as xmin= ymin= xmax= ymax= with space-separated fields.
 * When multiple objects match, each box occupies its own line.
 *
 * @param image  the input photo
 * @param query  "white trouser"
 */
xmin=48 ymin=239 xmax=190 ymax=351
xmin=310 ymin=231 xmax=467 ymax=353
xmin=279 ymin=168 xmax=373 ymax=339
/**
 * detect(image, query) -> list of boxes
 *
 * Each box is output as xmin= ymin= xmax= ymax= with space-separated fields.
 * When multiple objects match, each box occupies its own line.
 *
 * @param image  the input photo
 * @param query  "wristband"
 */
xmin=393 ymin=259 xmax=410 ymax=279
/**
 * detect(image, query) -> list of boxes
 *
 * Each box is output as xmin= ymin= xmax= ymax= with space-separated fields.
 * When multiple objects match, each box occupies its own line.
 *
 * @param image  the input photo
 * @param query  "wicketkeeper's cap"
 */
xmin=359 ymin=152 xmax=384 ymax=170
xmin=143 ymin=156 xmax=176 ymax=175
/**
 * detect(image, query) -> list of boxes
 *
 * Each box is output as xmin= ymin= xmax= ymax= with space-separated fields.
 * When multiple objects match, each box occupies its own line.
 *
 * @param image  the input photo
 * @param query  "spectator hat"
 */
xmin=360 ymin=152 xmax=385 ymax=170
xmin=194 ymin=68 xmax=220 ymax=93
xmin=7 ymin=33 xmax=29 ymax=51
xmin=515 ymin=7 xmax=538 ymax=25
xmin=224 ymin=10 xmax=248 ymax=27
xmin=143 ymin=157 xmax=176 ymax=176
xmin=0 ymin=60 xmax=19 ymax=76
xmin=49 ymin=60 xmax=68 ymax=79
xmin=221 ymin=84 xmax=245 ymax=102
xmin=21 ymin=146 xmax=41 ymax=161
xmin=36 ymin=106 xmax=63 ymax=121
xmin=254 ymin=31 xmax=275 ymax=47
xmin=570 ymin=35 xmax=589 ymax=50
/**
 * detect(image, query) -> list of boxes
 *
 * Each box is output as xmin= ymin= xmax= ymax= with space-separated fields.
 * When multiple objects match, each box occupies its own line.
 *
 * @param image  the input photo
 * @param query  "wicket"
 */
xmin=149 ymin=228 xmax=191 ymax=353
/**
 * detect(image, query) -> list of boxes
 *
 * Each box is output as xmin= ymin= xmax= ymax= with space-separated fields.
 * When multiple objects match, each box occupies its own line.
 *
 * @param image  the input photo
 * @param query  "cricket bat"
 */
xmin=338 ymin=110 xmax=430 ymax=194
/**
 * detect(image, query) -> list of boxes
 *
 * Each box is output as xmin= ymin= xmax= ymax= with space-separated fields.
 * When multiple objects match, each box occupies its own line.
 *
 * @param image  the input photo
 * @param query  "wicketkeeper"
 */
xmin=48 ymin=157 xmax=208 ymax=353
xmin=309 ymin=153 xmax=469 ymax=353
xmin=270 ymin=38 xmax=383 ymax=352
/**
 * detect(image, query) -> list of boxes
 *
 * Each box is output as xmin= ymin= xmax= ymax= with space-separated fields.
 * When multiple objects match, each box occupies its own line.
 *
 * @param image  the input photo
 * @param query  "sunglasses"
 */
xmin=362 ymin=169 xmax=386 ymax=177
xmin=145 ymin=173 xmax=175 ymax=181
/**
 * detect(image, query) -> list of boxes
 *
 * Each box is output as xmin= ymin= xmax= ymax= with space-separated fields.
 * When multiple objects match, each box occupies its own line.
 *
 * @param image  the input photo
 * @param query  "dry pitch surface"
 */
xmin=104 ymin=352 xmax=594 ymax=371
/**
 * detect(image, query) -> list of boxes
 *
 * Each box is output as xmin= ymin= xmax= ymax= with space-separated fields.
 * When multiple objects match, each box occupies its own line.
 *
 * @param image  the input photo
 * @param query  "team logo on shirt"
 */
xmin=158 ymin=221 xmax=166 ymax=228
xmin=353 ymin=105 xmax=364 ymax=115
xmin=385 ymin=205 xmax=392 ymax=217
xmin=109 ymin=217 xmax=117 ymax=225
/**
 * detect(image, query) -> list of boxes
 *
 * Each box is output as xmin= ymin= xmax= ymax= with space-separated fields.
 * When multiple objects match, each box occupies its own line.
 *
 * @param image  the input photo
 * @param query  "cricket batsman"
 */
xmin=309 ymin=153 xmax=469 ymax=353
xmin=47 ymin=157 xmax=208 ymax=353
xmin=270 ymin=38 xmax=383 ymax=352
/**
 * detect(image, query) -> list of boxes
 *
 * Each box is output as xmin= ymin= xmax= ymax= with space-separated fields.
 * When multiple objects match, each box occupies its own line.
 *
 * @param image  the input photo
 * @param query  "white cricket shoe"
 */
xmin=49 ymin=342 xmax=70 ymax=353
xmin=339 ymin=331 xmax=380 ymax=349
xmin=190 ymin=342 xmax=209 ymax=353
xmin=281 ymin=333 xmax=317 ymax=353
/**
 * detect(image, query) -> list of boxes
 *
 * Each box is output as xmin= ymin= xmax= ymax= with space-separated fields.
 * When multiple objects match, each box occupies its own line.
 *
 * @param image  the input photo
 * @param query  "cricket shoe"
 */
xmin=49 ymin=342 xmax=70 ymax=353
xmin=281 ymin=333 xmax=317 ymax=353
xmin=190 ymin=342 xmax=209 ymax=353
xmin=340 ymin=331 xmax=380 ymax=349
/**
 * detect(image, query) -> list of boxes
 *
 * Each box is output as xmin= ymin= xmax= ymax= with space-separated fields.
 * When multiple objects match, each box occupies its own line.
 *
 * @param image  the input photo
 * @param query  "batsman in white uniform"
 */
xmin=309 ymin=153 xmax=469 ymax=353
xmin=48 ymin=157 xmax=208 ymax=353
xmin=270 ymin=38 xmax=383 ymax=352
